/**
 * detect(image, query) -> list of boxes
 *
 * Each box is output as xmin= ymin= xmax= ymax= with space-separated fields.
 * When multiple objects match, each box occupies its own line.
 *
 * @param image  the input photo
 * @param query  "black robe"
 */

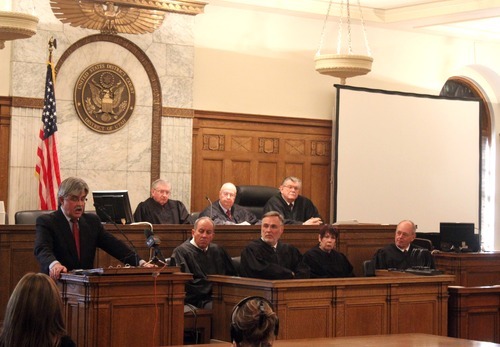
xmin=263 ymin=194 xmax=321 ymax=225
xmin=303 ymin=245 xmax=354 ymax=278
xmin=199 ymin=200 xmax=258 ymax=225
xmin=240 ymin=238 xmax=310 ymax=279
xmin=172 ymin=239 xmax=237 ymax=307
xmin=372 ymin=243 xmax=435 ymax=270
xmin=133 ymin=197 xmax=192 ymax=224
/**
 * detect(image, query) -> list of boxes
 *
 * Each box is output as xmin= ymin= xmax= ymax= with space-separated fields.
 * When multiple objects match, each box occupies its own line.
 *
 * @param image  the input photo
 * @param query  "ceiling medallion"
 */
xmin=50 ymin=0 xmax=207 ymax=35
xmin=0 ymin=11 xmax=39 ymax=49
xmin=315 ymin=0 xmax=373 ymax=85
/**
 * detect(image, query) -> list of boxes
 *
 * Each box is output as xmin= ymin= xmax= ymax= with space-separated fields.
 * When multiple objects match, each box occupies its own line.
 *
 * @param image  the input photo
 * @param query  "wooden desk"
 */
xmin=59 ymin=268 xmax=191 ymax=347
xmin=0 ymin=223 xmax=395 ymax=324
xmin=448 ymin=285 xmax=500 ymax=343
xmin=171 ymin=333 xmax=500 ymax=347
xmin=434 ymin=252 xmax=500 ymax=286
xmin=208 ymin=273 xmax=454 ymax=341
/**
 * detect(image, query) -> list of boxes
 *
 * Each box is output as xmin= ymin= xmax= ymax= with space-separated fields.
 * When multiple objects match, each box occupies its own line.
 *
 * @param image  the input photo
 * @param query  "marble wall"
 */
xmin=7 ymin=0 xmax=194 ymax=220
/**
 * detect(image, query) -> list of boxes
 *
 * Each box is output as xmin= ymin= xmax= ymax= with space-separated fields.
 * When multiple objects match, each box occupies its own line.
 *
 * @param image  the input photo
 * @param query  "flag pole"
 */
xmin=35 ymin=35 xmax=61 ymax=210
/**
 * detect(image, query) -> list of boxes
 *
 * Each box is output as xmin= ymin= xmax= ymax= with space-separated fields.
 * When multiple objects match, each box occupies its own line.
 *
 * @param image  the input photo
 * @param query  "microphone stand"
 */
xmin=205 ymin=195 xmax=213 ymax=220
xmin=94 ymin=203 xmax=140 ymax=266
xmin=141 ymin=224 xmax=167 ymax=266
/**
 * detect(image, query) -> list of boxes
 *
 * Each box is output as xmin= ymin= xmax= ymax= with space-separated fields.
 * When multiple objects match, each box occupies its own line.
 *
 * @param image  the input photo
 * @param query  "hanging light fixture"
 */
xmin=0 ymin=10 xmax=38 ymax=49
xmin=315 ymin=0 xmax=373 ymax=84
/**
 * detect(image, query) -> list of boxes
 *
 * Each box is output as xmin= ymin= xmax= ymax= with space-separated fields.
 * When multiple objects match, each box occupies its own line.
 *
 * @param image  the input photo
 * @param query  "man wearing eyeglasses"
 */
xmin=200 ymin=182 xmax=258 ymax=225
xmin=263 ymin=176 xmax=322 ymax=225
xmin=133 ymin=178 xmax=193 ymax=224
xmin=34 ymin=177 xmax=151 ymax=280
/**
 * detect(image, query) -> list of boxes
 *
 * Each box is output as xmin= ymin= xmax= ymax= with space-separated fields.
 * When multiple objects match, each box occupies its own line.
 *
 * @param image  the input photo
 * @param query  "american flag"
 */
xmin=35 ymin=62 xmax=61 ymax=210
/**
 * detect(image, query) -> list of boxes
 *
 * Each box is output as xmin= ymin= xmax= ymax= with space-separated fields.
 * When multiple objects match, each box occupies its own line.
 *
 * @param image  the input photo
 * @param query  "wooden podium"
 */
xmin=59 ymin=267 xmax=191 ymax=347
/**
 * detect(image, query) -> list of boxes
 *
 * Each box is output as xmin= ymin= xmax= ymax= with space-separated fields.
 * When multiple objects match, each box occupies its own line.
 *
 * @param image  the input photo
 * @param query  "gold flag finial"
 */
xmin=48 ymin=36 xmax=57 ymax=62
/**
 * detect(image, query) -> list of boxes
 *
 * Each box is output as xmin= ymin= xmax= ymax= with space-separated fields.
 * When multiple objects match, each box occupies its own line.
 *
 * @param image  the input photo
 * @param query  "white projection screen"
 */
xmin=334 ymin=85 xmax=480 ymax=232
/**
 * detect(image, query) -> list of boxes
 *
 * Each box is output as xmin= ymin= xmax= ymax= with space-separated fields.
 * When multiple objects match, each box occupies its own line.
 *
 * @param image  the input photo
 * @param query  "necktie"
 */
xmin=71 ymin=219 xmax=81 ymax=260
xmin=288 ymin=203 xmax=293 ymax=211
xmin=226 ymin=209 xmax=232 ymax=221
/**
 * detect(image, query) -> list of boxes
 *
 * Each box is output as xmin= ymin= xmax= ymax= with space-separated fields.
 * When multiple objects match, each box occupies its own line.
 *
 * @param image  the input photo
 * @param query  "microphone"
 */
xmin=142 ymin=226 xmax=167 ymax=265
xmin=93 ymin=203 xmax=140 ymax=266
xmin=205 ymin=195 xmax=213 ymax=220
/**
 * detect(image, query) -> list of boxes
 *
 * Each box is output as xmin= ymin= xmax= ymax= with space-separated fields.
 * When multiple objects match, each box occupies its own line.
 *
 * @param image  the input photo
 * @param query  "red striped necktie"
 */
xmin=71 ymin=218 xmax=81 ymax=260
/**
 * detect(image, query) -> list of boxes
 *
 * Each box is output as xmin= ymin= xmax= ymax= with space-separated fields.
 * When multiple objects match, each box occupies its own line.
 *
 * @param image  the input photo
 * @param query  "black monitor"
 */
xmin=439 ymin=222 xmax=479 ymax=252
xmin=92 ymin=190 xmax=134 ymax=225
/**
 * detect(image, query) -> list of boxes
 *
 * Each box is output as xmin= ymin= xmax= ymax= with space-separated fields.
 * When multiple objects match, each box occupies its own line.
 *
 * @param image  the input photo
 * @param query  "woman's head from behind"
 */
xmin=0 ymin=272 xmax=66 ymax=347
xmin=230 ymin=296 xmax=279 ymax=347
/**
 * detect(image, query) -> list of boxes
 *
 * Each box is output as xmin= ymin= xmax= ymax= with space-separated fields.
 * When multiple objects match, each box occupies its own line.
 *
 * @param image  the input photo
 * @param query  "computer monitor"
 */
xmin=439 ymin=222 xmax=479 ymax=252
xmin=92 ymin=190 xmax=134 ymax=225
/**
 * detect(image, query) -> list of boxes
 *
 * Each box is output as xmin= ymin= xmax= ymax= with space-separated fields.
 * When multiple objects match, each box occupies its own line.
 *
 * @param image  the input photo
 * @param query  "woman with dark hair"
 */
xmin=0 ymin=272 xmax=76 ymax=347
xmin=303 ymin=224 xmax=354 ymax=278
xmin=230 ymin=296 xmax=279 ymax=347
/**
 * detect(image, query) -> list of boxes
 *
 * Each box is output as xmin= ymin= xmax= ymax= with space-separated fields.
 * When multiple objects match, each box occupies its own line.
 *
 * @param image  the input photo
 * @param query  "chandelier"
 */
xmin=0 ymin=10 xmax=38 ymax=49
xmin=315 ymin=0 xmax=373 ymax=84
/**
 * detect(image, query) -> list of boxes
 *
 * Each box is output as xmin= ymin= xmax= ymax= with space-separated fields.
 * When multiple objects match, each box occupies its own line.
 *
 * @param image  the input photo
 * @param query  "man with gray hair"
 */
xmin=239 ymin=211 xmax=310 ymax=279
xmin=34 ymin=177 xmax=151 ymax=280
xmin=134 ymin=178 xmax=192 ymax=224
xmin=263 ymin=176 xmax=322 ymax=225
xmin=172 ymin=216 xmax=236 ymax=308
xmin=200 ymin=182 xmax=258 ymax=225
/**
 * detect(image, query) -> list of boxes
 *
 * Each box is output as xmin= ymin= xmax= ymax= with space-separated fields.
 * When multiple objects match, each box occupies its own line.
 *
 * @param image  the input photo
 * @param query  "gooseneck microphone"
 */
xmin=143 ymin=227 xmax=167 ymax=265
xmin=94 ymin=203 xmax=140 ymax=266
xmin=205 ymin=195 xmax=213 ymax=220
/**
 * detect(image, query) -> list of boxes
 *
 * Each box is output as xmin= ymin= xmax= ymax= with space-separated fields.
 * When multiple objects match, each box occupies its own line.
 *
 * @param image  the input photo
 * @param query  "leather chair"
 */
xmin=363 ymin=259 xmax=375 ymax=277
xmin=412 ymin=237 xmax=433 ymax=251
xmin=15 ymin=210 xmax=54 ymax=224
xmin=235 ymin=185 xmax=279 ymax=220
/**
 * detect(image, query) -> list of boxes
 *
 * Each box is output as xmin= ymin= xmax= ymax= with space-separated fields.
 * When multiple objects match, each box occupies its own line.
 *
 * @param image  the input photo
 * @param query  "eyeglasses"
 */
xmin=283 ymin=185 xmax=300 ymax=191
xmin=221 ymin=191 xmax=236 ymax=198
xmin=154 ymin=189 xmax=171 ymax=196
xmin=66 ymin=196 xmax=88 ymax=203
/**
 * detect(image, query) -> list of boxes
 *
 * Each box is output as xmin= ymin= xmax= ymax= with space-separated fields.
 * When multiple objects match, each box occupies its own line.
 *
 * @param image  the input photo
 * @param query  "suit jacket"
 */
xmin=199 ymin=200 xmax=258 ymax=225
xmin=34 ymin=208 xmax=140 ymax=274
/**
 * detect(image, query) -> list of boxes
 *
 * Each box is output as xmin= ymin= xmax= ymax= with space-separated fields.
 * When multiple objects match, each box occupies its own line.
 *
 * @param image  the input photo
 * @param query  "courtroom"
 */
xmin=1 ymin=1 xmax=500 ymax=347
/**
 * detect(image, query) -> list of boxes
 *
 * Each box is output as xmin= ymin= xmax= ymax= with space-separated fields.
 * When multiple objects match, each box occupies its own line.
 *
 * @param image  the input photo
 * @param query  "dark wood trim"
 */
xmin=0 ymin=97 xmax=12 ymax=211
xmin=55 ymin=34 xmax=163 ymax=184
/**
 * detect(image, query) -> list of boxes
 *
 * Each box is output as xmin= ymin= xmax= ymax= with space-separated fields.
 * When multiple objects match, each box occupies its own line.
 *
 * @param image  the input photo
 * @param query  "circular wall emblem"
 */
xmin=74 ymin=63 xmax=135 ymax=133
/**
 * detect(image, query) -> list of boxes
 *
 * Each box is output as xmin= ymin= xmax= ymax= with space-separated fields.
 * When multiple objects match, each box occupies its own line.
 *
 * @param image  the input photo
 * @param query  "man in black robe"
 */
xmin=134 ymin=179 xmax=192 ymax=224
xmin=200 ymin=182 xmax=258 ymax=225
xmin=372 ymin=220 xmax=435 ymax=270
xmin=303 ymin=224 xmax=354 ymax=278
xmin=172 ymin=216 xmax=237 ymax=308
xmin=240 ymin=211 xmax=310 ymax=279
xmin=263 ymin=176 xmax=322 ymax=225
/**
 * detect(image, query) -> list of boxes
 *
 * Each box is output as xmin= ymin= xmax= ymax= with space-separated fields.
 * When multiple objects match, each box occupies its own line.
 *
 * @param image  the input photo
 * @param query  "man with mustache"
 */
xmin=263 ymin=176 xmax=322 ymax=225
xmin=34 ymin=177 xmax=151 ymax=280
xmin=239 ymin=211 xmax=309 ymax=279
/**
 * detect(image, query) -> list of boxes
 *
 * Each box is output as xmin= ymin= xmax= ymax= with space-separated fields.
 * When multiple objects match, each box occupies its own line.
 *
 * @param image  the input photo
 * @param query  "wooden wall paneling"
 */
xmin=338 ymin=284 xmax=388 ymax=336
xmin=448 ymin=285 xmax=500 ymax=343
xmin=311 ymin=163 xmax=331 ymax=222
xmin=192 ymin=111 xmax=332 ymax=215
xmin=0 ymin=97 xmax=12 ymax=211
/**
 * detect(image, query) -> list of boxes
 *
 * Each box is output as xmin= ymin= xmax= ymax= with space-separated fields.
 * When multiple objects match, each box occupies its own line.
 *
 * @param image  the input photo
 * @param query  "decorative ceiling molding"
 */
xmin=49 ymin=0 xmax=207 ymax=35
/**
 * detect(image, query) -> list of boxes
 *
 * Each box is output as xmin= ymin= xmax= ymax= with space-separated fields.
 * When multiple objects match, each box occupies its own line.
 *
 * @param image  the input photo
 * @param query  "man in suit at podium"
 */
xmin=34 ymin=177 xmax=150 ymax=280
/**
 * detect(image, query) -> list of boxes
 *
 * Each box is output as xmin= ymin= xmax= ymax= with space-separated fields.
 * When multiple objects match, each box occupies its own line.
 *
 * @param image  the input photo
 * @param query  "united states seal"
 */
xmin=74 ymin=63 xmax=135 ymax=134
